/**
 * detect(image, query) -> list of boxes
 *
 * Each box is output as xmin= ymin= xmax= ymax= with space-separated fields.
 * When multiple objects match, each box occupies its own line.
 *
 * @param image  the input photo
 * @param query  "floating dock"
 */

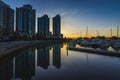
xmin=68 ymin=47 xmax=120 ymax=57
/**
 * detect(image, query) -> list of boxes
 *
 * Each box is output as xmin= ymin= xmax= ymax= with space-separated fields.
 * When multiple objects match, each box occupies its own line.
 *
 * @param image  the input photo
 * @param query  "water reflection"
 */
xmin=0 ymin=43 xmax=61 ymax=80
xmin=0 ymin=57 xmax=13 ymax=80
xmin=0 ymin=43 xmax=120 ymax=80
xmin=53 ymin=44 xmax=61 ymax=68
xmin=37 ymin=45 xmax=50 ymax=69
xmin=15 ymin=48 xmax=35 ymax=80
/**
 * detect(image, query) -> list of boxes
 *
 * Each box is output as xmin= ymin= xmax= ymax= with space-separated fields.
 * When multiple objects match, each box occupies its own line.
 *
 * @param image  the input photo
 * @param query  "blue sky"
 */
xmin=3 ymin=0 xmax=120 ymax=37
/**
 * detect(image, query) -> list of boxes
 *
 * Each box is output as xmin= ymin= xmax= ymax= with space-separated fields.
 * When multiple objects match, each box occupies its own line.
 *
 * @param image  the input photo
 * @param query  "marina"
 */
xmin=68 ymin=38 xmax=120 ymax=57
xmin=0 ymin=0 xmax=120 ymax=80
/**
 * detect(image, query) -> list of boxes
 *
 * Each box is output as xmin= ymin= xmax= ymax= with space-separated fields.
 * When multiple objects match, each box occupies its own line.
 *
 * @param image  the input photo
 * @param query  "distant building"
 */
xmin=16 ymin=5 xmax=36 ymax=35
xmin=53 ymin=15 xmax=61 ymax=38
xmin=38 ymin=15 xmax=50 ymax=38
xmin=0 ymin=1 xmax=14 ymax=36
xmin=61 ymin=34 xmax=63 ymax=38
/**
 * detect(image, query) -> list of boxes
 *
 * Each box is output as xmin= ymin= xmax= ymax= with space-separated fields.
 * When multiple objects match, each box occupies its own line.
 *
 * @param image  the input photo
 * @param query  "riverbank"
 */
xmin=68 ymin=47 xmax=120 ymax=57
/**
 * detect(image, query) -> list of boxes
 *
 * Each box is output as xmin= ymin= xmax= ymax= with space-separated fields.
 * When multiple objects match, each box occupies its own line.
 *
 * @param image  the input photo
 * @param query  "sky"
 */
xmin=3 ymin=0 xmax=120 ymax=37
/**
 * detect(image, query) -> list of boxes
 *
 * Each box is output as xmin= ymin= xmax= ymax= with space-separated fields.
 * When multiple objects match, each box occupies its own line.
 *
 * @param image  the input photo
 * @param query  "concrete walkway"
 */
xmin=0 ymin=41 xmax=40 ymax=57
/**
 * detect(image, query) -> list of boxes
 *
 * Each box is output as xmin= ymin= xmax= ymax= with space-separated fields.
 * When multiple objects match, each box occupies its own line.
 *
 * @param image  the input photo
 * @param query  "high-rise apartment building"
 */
xmin=53 ymin=15 xmax=61 ymax=38
xmin=16 ymin=5 xmax=35 ymax=35
xmin=38 ymin=15 xmax=50 ymax=38
xmin=0 ymin=1 xmax=14 ymax=36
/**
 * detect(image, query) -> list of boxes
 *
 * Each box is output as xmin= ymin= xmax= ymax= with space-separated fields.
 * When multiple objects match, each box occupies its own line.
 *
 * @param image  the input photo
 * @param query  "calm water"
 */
xmin=0 ymin=42 xmax=120 ymax=80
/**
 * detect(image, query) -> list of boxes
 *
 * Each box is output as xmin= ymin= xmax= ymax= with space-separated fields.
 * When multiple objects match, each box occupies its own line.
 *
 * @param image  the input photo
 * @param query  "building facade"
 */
xmin=16 ymin=5 xmax=35 ymax=36
xmin=53 ymin=15 xmax=61 ymax=38
xmin=0 ymin=1 xmax=14 ymax=36
xmin=38 ymin=15 xmax=50 ymax=38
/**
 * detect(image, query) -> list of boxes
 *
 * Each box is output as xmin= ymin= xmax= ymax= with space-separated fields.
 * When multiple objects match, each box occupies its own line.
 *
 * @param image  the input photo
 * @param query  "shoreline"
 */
xmin=0 ymin=41 xmax=38 ymax=58
xmin=0 ymin=41 xmax=50 ymax=58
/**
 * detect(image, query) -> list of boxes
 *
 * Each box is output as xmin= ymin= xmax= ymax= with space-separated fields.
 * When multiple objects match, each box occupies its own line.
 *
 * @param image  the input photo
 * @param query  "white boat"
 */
xmin=112 ymin=40 xmax=120 ymax=51
xmin=69 ymin=40 xmax=76 ymax=48
xmin=89 ymin=39 xmax=109 ymax=50
xmin=80 ymin=40 xmax=91 ymax=47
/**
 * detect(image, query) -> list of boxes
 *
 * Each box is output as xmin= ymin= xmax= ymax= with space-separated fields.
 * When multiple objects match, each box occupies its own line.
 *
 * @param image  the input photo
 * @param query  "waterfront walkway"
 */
xmin=0 ymin=40 xmax=65 ymax=58
xmin=0 ymin=41 xmax=39 ymax=57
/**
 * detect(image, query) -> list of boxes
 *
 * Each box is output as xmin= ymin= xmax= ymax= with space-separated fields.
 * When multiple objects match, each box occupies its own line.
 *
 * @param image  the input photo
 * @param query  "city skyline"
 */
xmin=3 ymin=0 xmax=120 ymax=37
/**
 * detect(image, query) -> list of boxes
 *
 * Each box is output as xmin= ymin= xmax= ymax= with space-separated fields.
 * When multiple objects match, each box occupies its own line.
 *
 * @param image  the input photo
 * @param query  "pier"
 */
xmin=68 ymin=47 xmax=120 ymax=57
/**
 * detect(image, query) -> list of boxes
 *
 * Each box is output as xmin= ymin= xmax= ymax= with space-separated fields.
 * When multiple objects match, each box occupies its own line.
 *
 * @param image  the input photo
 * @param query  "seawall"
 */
xmin=0 ymin=41 xmax=40 ymax=58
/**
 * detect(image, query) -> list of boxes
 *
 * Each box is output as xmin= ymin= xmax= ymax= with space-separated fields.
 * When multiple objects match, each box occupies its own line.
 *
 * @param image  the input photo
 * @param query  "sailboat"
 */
xmin=112 ymin=26 xmax=120 ymax=51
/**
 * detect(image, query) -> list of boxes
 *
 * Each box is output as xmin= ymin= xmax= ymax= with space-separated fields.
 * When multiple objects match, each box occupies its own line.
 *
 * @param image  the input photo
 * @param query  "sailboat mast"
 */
xmin=81 ymin=31 xmax=82 ymax=37
xmin=86 ymin=26 xmax=88 ymax=37
xmin=111 ymin=28 xmax=112 ymax=37
xmin=117 ymin=26 xmax=119 ymax=37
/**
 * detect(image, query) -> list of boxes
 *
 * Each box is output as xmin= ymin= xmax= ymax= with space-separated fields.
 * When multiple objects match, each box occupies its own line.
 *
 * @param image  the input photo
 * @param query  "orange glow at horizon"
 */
xmin=62 ymin=28 xmax=119 ymax=38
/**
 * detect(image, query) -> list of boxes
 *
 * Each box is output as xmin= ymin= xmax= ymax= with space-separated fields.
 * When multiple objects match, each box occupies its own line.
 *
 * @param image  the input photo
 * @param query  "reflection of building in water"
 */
xmin=53 ymin=44 xmax=61 ymax=68
xmin=15 ymin=48 xmax=35 ymax=80
xmin=49 ymin=45 xmax=52 ymax=50
xmin=0 ymin=57 xmax=13 ymax=80
xmin=37 ymin=46 xmax=50 ymax=69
